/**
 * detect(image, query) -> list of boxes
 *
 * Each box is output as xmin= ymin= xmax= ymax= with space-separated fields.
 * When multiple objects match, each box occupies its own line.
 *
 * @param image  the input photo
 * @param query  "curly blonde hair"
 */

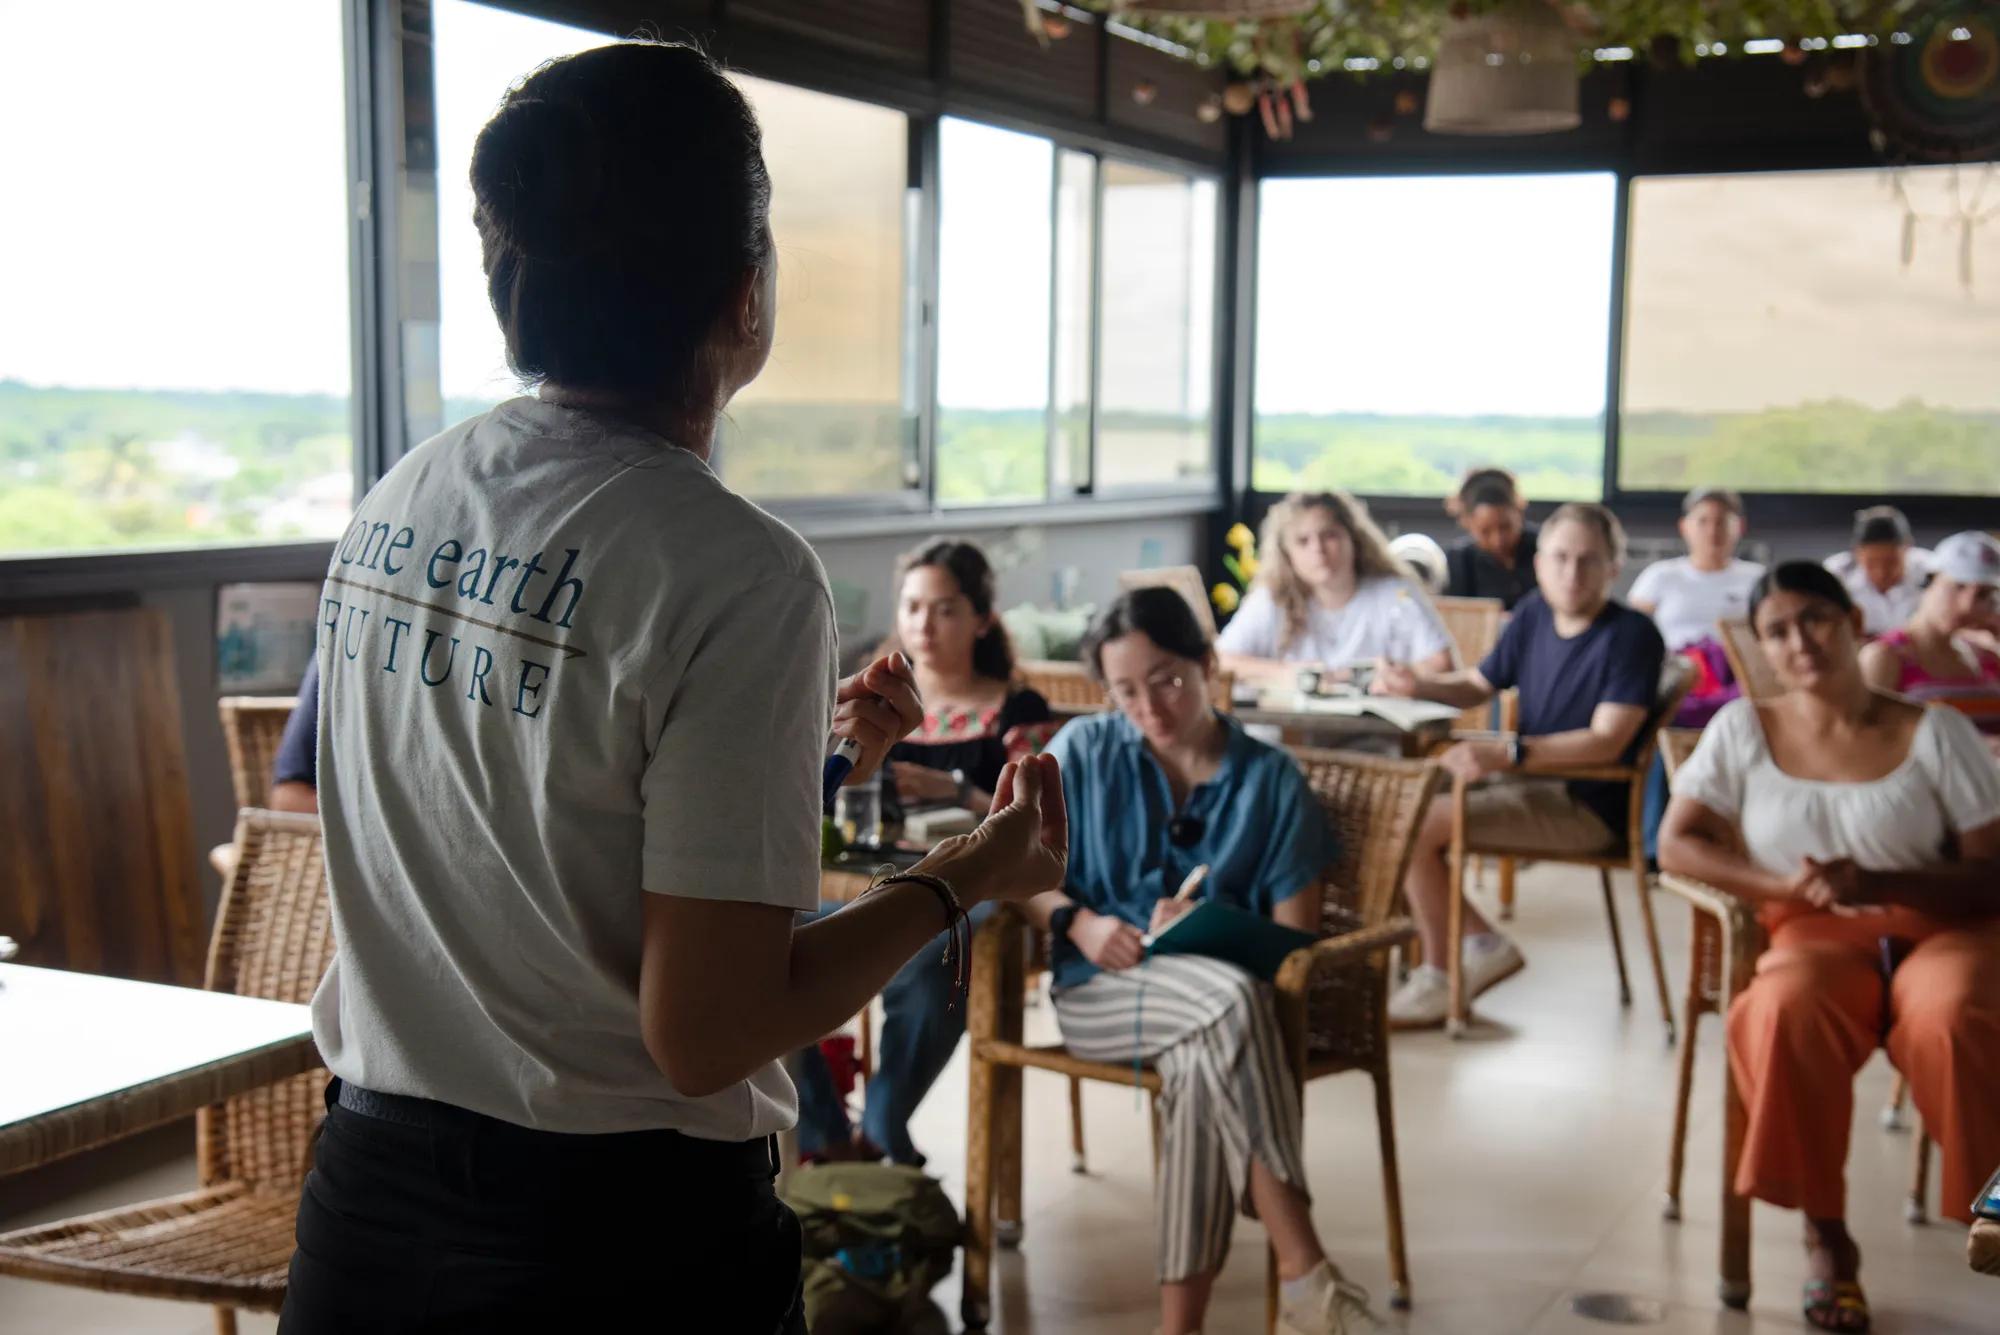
xmin=1257 ymin=490 xmax=1413 ymax=655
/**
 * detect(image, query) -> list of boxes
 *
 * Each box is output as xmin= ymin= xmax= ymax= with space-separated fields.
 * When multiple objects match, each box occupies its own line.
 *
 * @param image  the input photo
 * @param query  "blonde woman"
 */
xmin=1218 ymin=490 xmax=1455 ymax=687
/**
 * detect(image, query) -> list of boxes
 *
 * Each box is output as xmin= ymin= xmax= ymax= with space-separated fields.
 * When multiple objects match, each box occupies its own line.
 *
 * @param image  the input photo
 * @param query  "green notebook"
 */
xmin=1142 ymin=901 xmax=1317 ymax=980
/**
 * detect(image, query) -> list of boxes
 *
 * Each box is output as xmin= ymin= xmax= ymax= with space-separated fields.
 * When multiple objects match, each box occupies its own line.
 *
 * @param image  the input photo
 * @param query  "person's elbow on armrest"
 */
xmin=267 ymin=781 xmax=319 ymax=814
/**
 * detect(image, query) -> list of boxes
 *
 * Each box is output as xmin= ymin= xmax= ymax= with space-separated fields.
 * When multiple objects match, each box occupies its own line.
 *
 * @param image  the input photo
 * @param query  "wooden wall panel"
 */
xmin=730 ymin=0 xmax=932 ymax=70
xmin=1105 ymin=28 xmax=1226 ymax=155
xmin=0 ymin=608 xmax=203 ymax=984
xmin=949 ymin=0 xmax=1098 ymax=120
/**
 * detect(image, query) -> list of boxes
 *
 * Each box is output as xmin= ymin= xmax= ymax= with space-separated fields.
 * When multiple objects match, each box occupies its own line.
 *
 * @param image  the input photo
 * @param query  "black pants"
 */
xmin=280 ymin=1080 xmax=806 ymax=1334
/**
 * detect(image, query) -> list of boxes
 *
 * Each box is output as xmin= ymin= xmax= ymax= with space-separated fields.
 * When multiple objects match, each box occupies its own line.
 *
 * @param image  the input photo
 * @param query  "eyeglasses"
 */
xmin=1109 ymin=672 xmax=1190 ymax=707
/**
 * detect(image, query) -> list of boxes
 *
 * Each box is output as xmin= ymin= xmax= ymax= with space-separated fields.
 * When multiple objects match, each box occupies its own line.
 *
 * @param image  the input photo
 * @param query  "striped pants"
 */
xmin=1053 ymin=955 xmax=1309 ymax=1282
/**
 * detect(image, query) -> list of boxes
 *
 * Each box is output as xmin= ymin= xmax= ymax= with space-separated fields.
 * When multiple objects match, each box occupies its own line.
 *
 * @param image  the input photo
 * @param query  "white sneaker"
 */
xmin=1463 ymin=933 xmax=1525 ymax=999
xmin=1278 ymin=1259 xmax=1376 ymax=1335
xmin=1387 ymin=965 xmax=1450 ymax=1029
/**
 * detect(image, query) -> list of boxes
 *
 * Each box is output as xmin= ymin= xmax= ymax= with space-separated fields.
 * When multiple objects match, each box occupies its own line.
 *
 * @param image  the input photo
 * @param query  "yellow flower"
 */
xmin=1225 ymin=522 xmax=1256 ymax=553
xmin=1238 ymin=552 xmax=1260 ymax=581
xmin=1211 ymin=582 xmax=1241 ymax=615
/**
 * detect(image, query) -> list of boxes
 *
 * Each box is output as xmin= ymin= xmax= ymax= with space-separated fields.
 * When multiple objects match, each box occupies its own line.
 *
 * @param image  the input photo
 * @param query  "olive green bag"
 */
xmin=783 ymin=1163 xmax=961 ymax=1334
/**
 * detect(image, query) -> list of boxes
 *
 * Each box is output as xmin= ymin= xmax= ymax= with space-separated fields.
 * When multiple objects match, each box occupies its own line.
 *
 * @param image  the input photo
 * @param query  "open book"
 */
xmin=1258 ymin=692 xmax=1462 ymax=732
xmin=1142 ymin=901 xmax=1317 ymax=980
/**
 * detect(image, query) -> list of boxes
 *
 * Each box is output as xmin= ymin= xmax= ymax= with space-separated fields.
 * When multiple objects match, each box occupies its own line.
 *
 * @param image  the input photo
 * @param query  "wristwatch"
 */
xmin=1049 ymin=904 xmax=1079 ymax=943
xmin=1506 ymin=734 xmax=1527 ymax=770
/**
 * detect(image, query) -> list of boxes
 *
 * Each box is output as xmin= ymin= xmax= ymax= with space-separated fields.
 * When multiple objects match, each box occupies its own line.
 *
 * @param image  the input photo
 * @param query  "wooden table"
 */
xmin=0 ymin=963 xmax=317 ymax=1175
xmin=1233 ymin=695 xmax=1456 ymax=758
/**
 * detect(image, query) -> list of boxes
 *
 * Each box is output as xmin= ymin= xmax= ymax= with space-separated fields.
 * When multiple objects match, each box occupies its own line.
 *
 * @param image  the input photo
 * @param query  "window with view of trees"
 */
xmin=1097 ymin=162 xmax=1218 ymax=491
xmin=435 ymin=1 xmax=913 ymax=501
xmin=1253 ymin=172 xmax=1616 ymax=501
xmin=935 ymin=118 xmax=1056 ymax=507
xmin=0 ymin=2 xmax=354 ymax=557
xmin=1620 ymin=166 xmax=2000 ymax=495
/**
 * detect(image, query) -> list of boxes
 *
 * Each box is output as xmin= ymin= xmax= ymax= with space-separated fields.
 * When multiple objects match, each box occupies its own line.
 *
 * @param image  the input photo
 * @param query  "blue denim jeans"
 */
xmin=1641 ymin=750 xmax=1669 ymax=866
xmin=789 ymin=899 xmax=995 ymax=1164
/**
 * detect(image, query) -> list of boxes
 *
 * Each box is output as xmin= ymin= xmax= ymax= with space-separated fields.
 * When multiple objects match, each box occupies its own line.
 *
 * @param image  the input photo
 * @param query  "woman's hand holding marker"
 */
xmin=833 ymin=652 xmax=924 ymax=785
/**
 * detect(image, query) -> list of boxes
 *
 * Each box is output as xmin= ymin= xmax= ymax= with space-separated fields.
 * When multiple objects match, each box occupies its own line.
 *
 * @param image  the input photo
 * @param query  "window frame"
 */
xmin=1244 ymin=157 xmax=2000 ymax=533
xmin=1 ymin=0 xmax=1231 ymax=586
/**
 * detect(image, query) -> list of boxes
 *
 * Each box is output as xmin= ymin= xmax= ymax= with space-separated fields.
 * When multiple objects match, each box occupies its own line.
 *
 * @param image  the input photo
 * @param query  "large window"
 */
xmin=434 ymin=1 xmax=914 ymax=500
xmin=935 ymin=118 xmax=1056 ymax=506
xmin=1621 ymin=167 xmax=2000 ymax=495
xmin=939 ymin=120 xmax=1220 ymax=507
xmin=1253 ymin=173 xmax=1617 ymax=501
xmin=0 ymin=2 xmax=353 ymax=557
xmin=1098 ymin=163 xmax=1218 ymax=490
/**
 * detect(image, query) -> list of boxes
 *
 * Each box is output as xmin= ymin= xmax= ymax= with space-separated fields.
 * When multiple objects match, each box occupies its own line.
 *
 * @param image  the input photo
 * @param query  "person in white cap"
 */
xmin=1861 ymin=531 xmax=2000 ymax=743
xmin=1824 ymin=506 xmax=1932 ymax=636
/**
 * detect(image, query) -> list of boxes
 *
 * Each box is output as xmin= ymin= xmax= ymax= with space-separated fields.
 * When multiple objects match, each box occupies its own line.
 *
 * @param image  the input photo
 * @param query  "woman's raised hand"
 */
xmin=833 ymin=653 xmax=923 ymax=784
xmin=926 ymin=754 xmax=1067 ymax=906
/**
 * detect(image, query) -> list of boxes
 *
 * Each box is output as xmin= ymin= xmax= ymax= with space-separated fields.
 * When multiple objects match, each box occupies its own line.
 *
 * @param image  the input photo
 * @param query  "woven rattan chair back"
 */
xmin=1290 ymin=748 xmax=1442 ymax=932
xmin=198 ymin=810 xmax=333 ymax=1192
xmin=1716 ymin=618 xmax=1783 ymax=703
xmin=217 ymin=697 xmax=298 ymax=810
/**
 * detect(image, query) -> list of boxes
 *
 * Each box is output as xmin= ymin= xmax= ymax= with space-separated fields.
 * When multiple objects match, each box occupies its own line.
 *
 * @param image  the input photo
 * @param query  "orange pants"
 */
xmin=1727 ymin=909 xmax=2000 ymax=1223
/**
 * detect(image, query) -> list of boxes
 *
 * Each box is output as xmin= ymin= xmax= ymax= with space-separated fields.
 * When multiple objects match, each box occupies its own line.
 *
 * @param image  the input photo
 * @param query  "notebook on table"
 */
xmin=1142 ymin=902 xmax=1317 ymax=980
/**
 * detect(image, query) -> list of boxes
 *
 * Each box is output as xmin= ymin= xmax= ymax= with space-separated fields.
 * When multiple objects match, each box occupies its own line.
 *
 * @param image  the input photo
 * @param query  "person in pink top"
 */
xmin=1861 ymin=531 xmax=2000 ymax=746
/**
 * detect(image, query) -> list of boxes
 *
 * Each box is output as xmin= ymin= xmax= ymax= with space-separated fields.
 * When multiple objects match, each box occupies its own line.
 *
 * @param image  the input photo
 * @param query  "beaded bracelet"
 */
xmin=868 ymin=869 xmax=969 ymax=1006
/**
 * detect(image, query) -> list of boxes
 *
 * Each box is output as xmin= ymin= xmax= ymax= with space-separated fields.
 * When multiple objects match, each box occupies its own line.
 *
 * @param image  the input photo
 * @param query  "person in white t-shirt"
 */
xmin=1824 ymin=505 xmax=1933 ymax=636
xmin=1628 ymin=486 xmax=1764 ymax=652
xmin=281 ymin=43 xmax=1067 ymax=1334
xmin=1218 ymin=490 xmax=1455 ymax=687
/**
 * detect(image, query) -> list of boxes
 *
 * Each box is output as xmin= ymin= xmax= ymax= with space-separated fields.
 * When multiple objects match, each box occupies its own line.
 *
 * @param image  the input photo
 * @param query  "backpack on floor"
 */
xmin=783 ymin=1162 xmax=961 ymax=1334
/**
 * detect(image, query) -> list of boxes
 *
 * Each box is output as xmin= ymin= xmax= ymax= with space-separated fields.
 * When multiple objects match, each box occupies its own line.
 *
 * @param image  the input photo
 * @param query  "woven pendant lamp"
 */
xmin=1424 ymin=0 xmax=1581 ymax=135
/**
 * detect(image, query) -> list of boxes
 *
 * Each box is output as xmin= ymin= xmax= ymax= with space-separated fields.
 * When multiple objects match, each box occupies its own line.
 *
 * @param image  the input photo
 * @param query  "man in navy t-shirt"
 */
xmin=1371 ymin=503 xmax=1667 ymax=1029
xmin=268 ymin=656 xmax=322 ymax=812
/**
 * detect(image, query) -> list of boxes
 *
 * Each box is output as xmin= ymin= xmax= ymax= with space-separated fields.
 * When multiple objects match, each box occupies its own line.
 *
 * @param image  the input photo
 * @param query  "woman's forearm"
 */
xmin=1658 ymin=832 xmax=1796 ymax=905
xmin=641 ymin=879 xmax=970 ymax=1099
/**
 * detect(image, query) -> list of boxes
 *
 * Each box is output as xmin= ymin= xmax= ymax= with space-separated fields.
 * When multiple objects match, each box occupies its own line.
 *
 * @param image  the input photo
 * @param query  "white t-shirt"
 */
xmin=311 ymin=399 xmax=835 ymax=1140
xmin=1824 ymin=548 xmax=1934 ymax=636
xmin=1627 ymin=556 xmax=1764 ymax=650
xmin=1672 ymin=697 xmax=2000 ymax=877
xmin=1217 ymin=576 xmax=1454 ymax=667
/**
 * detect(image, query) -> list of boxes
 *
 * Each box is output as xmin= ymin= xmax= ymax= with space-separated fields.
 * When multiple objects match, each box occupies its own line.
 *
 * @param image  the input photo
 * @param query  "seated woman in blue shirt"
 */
xmin=1032 ymin=587 xmax=1369 ymax=1335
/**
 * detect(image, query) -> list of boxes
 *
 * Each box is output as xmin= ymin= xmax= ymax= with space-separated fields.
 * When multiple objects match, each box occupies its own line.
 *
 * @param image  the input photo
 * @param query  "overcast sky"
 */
xmin=3 ymin=1 xmax=1993 ymax=420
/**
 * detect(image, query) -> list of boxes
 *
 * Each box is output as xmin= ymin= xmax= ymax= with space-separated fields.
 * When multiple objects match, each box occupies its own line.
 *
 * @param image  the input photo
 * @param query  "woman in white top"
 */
xmin=1218 ymin=490 xmax=1454 ymax=686
xmin=281 ymin=43 xmax=1066 ymax=1333
xmin=1627 ymin=485 xmax=1763 ymax=651
xmin=1660 ymin=561 xmax=2000 ymax=1335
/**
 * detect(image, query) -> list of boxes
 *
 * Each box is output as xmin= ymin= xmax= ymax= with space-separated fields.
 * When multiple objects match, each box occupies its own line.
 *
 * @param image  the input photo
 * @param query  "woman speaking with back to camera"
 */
xmin=279 ymin=42 xmax=1066 ymax=1334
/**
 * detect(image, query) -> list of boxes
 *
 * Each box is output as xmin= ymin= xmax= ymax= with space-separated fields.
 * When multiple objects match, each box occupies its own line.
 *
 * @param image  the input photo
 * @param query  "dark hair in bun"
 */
xmin=470 ymin=41 xmax=773 ymax=409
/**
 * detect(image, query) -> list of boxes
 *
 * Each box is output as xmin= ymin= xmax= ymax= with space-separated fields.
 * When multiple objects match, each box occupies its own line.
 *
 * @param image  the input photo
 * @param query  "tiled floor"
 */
xmin=4 ymin=864 xmax=1990 ymax=1332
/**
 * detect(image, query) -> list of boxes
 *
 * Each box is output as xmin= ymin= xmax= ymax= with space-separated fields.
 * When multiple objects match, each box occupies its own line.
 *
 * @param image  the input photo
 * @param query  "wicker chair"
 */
xmin=0 ymin=810 xmax=333 ymax=1331
xmin=1652 ymin=731 xmax=1936 ymax=1312
xmin=1015 ymin=658 xmax=1235 ymax=719
xmin=1430 ymin=596 xmax=1521 ymax=916
xmin=960 ymin=750 xmax=1442 ymax=1332
xmin=1441 ymin=659 xmax=1693 ymax=1039
xmin=217 ymin=697 xmax=299 ymax=810
xmin=1715 ymin=617 xmax=1784 ymax=703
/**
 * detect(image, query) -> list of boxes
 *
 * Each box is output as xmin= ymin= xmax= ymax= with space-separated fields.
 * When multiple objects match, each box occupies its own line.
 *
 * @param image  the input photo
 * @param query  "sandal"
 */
xmin=1802 ymin=1278 xmax=1870 ymax=1332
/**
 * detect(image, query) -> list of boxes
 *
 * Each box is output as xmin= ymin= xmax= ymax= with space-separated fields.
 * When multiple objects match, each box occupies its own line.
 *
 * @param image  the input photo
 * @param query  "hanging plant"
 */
xmin=1072 ymin=1 xmax=1919 ymax=84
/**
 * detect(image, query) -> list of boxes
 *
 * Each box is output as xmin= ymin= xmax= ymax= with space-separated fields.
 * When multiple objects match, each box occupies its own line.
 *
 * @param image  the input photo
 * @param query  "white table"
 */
xmin=0 ymin=963 xmax=317 ymax=1175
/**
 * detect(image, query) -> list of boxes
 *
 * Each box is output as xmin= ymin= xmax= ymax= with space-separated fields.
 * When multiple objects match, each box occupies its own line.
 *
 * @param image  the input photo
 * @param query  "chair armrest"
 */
xmin=1520 ymin=763 xmax=1640 ymax=784
xmin=1274 ymin=917 xmax=1416 ymax=997
xmin=1658 ymin=872 xmax=1766 ymax=995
